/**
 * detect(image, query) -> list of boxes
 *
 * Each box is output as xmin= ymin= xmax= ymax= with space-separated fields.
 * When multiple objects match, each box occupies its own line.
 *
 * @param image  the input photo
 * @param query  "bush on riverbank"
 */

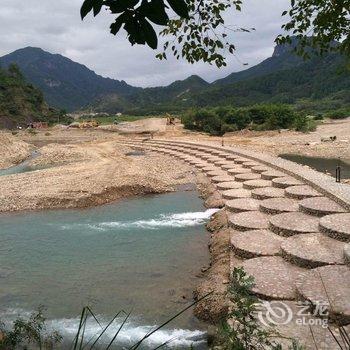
xmin=324 ymin=108 xmax=350 ymax=120
xmin=182 ymin=104 xmax=314 ymax=136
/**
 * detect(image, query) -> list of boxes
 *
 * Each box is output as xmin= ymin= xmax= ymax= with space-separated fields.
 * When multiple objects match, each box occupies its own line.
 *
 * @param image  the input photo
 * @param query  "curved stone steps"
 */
xmin=296 ymin=265 xmax=350 ymax=325
xmin=225 ymin=198 xmax=260 ymax=213
xmin=243 ymin=179 xmax=272 ymax=190
xmin=281 ymin=233 xmax=346 ymax=268
xmin=229 ymin=211 xmax=269 ymax=231
xmin=240 ymin=256 xmax=305 ymax=300
xmin=260 ymin=198 xmax=299 ymax=215
xmin=234 ymin=157 xmax=250 ymax=164
xmin=251 ymin=187 xmax=285 ymax=200
xmin=319 ymin=213 xmax=350 ymax=242
xmin=299 ymin=197 xmax=347 ymax=217
xmin=222 ymin=188 xmax=251 ymax=200
xmin=272 ymin=177 xmax=304 ymax=189
xmin=216 ymin=182 xmax=243 ymax=190
xmin=231 ymin=230 xmax=284 ymax=258
xmin=269 ymin=212 xmax=320 ymax=236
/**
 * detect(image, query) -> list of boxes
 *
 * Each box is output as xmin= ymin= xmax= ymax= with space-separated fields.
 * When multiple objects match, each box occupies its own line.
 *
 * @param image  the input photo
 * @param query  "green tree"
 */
xmin=81 ymin=0 xmax=350 ymax=66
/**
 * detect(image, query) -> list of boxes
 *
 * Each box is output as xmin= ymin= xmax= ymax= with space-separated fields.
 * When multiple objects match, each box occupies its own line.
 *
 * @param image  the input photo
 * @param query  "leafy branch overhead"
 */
xmin=81 ymin=0 xmax=350 ymax=66
xmin=81 ymin=0 xmax=252 ymax=67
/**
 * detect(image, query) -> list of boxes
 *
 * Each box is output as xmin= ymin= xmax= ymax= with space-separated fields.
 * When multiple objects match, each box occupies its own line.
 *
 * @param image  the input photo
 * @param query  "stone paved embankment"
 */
xmin=116 ymin=138 xmax=350 ymax=349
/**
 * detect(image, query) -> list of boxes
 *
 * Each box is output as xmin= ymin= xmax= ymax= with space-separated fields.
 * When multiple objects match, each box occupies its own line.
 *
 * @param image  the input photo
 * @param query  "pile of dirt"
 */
xmin=0 ymin=131 xmax=32 ymax=169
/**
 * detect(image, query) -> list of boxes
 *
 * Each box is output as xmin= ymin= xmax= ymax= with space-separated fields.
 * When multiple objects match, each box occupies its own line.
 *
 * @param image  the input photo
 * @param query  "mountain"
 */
xmin=0 ymin=64 xmax=55 ymax=128
xmin=0 ymin=47 xmax=138 ymax=111
xmin=213 ymin=40 xmax=304 ymax=86
xmin=188 ymin=52 xmax=349 ymax=109
xmin=1 ymin=40 xmax=348 ymax=116
xmin=91 ymin=74 xmax=209 ymax=113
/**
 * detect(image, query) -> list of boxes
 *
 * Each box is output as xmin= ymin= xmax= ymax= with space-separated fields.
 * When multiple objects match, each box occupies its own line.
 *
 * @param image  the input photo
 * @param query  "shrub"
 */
xmin=325 ymin=109 xmax=349 ymax=120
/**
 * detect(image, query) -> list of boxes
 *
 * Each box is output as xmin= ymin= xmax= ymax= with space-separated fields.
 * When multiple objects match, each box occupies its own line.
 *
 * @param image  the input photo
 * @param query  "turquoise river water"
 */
xmin=0 ymin=190 xmax=217 ymax=348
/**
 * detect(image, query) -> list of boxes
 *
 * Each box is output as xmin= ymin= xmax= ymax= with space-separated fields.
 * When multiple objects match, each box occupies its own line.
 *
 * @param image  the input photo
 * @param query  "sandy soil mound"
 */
xmin=0 ymin=131 xmax=32 ymax=169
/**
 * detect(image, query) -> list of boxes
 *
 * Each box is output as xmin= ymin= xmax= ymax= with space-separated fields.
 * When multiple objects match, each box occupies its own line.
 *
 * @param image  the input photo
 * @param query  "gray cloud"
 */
xmin=0 ymin=0 xmax=290 ymax=87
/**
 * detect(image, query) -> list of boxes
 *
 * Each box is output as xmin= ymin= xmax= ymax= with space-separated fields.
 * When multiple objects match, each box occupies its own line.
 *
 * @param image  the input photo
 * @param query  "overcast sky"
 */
xmin=0 ymin=0 xmax=290 ymax=87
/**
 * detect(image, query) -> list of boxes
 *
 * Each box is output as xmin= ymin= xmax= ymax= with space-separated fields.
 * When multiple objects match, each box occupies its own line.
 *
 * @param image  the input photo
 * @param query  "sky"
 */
xmin=0 ymin=0 xmax=290 ymax=87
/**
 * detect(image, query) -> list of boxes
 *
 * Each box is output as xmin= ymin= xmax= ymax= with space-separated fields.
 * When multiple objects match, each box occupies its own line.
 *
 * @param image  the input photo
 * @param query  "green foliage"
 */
xmin=0 ymin=64 xmax=58 ymax=128
xmin=81 ymin=0 xmax=251 ymax=67
xmin=324 ymin=108 xmax=350 ymax=120
xmin=293 ymin=115 xmax=317 ymax=133
xmin=219 ymin=267 xmax=305 ymax=350
xmin=182 ymin=104 xmax=301 ymax=135
xmin=277 ymin=0 xmax=350 ymax=58
xmin=82 ymin=0 xmax=349 ymax=65
xmin=0 ymin=307 xmax=62 ymax=350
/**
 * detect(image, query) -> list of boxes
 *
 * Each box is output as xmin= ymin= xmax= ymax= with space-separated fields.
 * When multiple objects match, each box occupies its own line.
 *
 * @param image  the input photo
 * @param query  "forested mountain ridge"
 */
xmin=1 ymin=40 xmax=349 ymax=115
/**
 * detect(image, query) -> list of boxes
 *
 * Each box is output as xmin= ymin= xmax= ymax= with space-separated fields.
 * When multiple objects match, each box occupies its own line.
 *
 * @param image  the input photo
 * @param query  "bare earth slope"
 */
xmin=0 ymin=131 xmax=32 ymax=168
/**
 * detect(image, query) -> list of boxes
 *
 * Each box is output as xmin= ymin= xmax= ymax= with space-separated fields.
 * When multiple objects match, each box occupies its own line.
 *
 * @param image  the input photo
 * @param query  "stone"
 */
xmin=207 ymin=170 xmax=227 ymax=178
xmin=251 ymin=187 xmax=285 ymax=200
xmin=296 ymin=265 xmax=350 ymax=325
xmin=299 ymin=197 xmax=347 ymax=217
xmin=243 ymin=180 xmax=272 ymax=190
xmin=242 ymin=161 xmax=260 ymax=168
xmin=227 ymin=167 xmax=252 ymax=175
xmin=222 ymin=188 xmax=251 ymax=200
xmin=234 ymin=173 xmax=261 ymax=182
xmin=225 ymin=198 xmax=260 ymax=213
xmin=211 ymin=175 xmax=236 ymax=184
xmin=251 ymin=165 xmax=271 ymax=174
xmin=240 ymin=256 xmax=304 ymax=300
xmin=234 ymin=157 xmax=250 ymax=164
xmin=272 ymin=177 xmax=304 ymax=189
xmin=319 ymin=213 xmax=350 ymax=242
xmin=269 ymin=212 xmax=320 ymax=236
xmin=345 ymin=244 xmax=350 ymax=264
xmin=204 ymin=191 xmax=225 ymax=208
xmin=281 ymin=233 xmax=345 ymax=268
xmin=202 ymin=166 xmax=218 ymax=173
xmin=221 ymin=163 xmax=237 ymax=170
xmin=216 ymin=182 xmax=243 ymax=190
xmin=285 ymin=185 xmax=322 ymax=199
xmin=260 ymin=198 xmax=299 ymax=214
xmin=229 ymin=211 xmax=269 ymax=231
xmin=261 ymin=170 xmax=286 ymax=180
xmin=231 ymin=230 xmax=284 ymax=258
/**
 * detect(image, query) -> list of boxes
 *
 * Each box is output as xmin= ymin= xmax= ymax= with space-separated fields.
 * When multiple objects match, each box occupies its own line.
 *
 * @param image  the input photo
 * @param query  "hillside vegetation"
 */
xmin=0 ymin=64 xmax=56 ymax=128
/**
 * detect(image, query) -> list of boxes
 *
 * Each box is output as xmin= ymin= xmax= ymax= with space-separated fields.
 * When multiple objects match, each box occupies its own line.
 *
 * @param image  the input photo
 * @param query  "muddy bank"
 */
xmin=193 ymin=174 xmax=231 ymax=324
xmin=0 ymin=131 xmax=33 ymax=169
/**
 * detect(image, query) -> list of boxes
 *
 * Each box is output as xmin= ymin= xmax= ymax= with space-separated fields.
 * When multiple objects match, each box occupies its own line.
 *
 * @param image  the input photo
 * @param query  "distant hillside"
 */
xmin=91 ymin=75 xmax=209 ymax=113
xmin=213 ymin=39 xmax=304 ymax=86
xmin=189 ymin=52 xmax=349 ymax=109
xmin=0 ymin=64 xmax=54 ymax=128
xmin=0 ymin=47 xmax=139 ymax=111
